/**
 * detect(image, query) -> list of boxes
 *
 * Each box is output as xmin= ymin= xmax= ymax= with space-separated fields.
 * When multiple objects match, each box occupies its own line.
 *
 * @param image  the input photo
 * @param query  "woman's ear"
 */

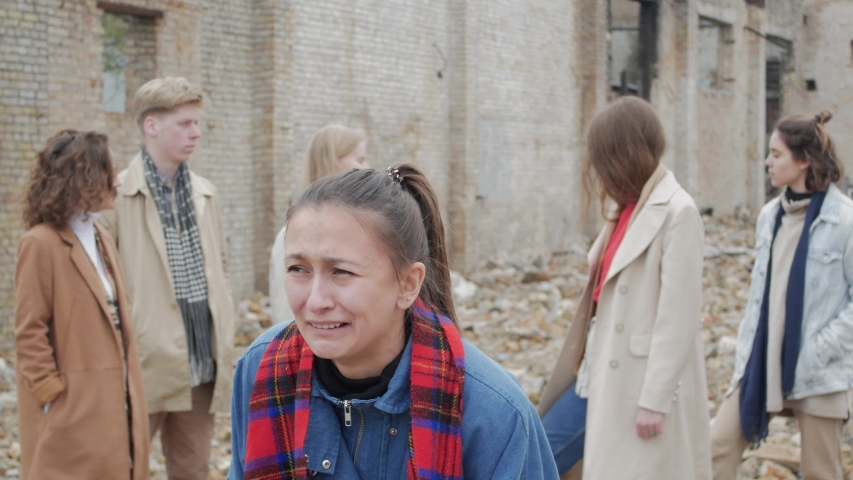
xmin=397 ymin=262 xmax=426 ymax=310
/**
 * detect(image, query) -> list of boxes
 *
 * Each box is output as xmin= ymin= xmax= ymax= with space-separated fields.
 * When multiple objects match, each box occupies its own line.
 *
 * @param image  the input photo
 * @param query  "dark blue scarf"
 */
xmin=739 ymin=190 xmax=826 ymax=445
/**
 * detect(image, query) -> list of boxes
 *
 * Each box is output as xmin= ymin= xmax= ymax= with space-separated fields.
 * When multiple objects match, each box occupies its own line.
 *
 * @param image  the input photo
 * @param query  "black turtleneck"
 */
xmin=315 ymin=322 xmax=411 ymax=401
xmin=785 ymin=189 xmax=814 ymax=202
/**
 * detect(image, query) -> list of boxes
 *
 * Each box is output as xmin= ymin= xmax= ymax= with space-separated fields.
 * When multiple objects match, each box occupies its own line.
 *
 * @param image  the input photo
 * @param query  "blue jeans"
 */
xmin=541 ymin=382 xmax=587 ymax=474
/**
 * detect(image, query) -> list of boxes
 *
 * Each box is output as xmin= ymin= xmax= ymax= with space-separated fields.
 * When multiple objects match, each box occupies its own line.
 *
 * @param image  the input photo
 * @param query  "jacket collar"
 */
xmin=587 ymin=170 xmax=681 ymax=282
xmin=120 ymin=152 xmax=213 ymax=293
xmin=57 ymin=223 xmax=120 ymax=336
xmin=814 ymin=183 xmax=844 ymax=226
xmin=602 ymin=172 xmax=679 ymax=285
xmin=644 ymin=169 xmax=680 ymax=206
xmin=761 ymin=183 xmax=846 ymax=242
xmin=310 ymin=333 xmax=413 ymax=414
xmin=120 ymin=152 xmax=214 ymax=198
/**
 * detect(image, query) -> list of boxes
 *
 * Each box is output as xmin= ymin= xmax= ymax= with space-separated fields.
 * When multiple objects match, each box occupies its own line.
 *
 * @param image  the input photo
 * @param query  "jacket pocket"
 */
xmin=808 ymin=249 xmax=842 ymax=265
xmin=49 ymin=369 xmax=125 ymax=428
xmin=806 ymin=249 xmax=845 ymax=300
xmin=629 ymin=334 xmax=652 ymax=357
xmin=814 ymin=329 xmax=842 ymax=367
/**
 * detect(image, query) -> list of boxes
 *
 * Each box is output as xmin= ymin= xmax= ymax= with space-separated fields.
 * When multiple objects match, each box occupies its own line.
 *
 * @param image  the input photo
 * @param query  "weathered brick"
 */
xmin=1 ymin=0 xmax=851 ymax=346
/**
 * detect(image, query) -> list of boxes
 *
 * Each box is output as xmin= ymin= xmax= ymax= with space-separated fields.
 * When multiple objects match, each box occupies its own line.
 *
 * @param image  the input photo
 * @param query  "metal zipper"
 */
xmin=352 ymin=408 xmax=365 ymax=466
xmin=340 ymin=400 xmax=366 ymax=466
xmin=342 ymin=400 xmax=352 ymax=427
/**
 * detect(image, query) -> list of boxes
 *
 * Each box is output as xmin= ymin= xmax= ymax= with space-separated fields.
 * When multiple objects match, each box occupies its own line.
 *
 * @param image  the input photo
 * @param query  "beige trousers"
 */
xmin=710 ymin=388 xmax=844 ymax=480
xmin=149 ymin=382 xmax=215 ymax=480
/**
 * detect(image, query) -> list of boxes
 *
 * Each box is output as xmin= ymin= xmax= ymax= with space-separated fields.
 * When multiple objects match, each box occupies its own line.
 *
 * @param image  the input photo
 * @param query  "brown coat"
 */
xmin=538 ymin=172 xmax=711 ymax=479
xmin=15 ymin=223 xmax=149 ymax=480
xmin=98 ymin=154 xmax=235 ymax=414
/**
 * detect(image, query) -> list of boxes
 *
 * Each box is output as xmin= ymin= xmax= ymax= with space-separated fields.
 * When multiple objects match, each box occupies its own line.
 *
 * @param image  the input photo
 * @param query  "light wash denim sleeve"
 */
xmin=815 ymin=223 xmax=853 ymax=365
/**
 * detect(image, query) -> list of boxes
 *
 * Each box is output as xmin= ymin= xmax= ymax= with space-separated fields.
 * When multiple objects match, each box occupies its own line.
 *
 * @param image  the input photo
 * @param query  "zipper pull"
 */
xmin=343 ymin=400 xmax=352 ymax=427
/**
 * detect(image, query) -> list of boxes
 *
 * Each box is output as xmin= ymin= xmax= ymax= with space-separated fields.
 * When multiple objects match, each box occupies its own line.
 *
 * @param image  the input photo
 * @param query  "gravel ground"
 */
xmin=1 ymin=215 xmax=852 ymax=479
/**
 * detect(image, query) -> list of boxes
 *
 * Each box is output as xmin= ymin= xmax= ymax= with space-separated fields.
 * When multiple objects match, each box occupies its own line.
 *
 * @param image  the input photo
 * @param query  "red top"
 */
xmin=593 ymin=202 xmax=636 ymax=302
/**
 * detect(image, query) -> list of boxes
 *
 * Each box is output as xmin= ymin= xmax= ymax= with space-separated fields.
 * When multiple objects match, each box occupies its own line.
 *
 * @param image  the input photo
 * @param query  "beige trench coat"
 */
xmin=99 ymin=154 xmax=235 ymax=414
xmin=539 ymin=172 xmax=711 ymax=479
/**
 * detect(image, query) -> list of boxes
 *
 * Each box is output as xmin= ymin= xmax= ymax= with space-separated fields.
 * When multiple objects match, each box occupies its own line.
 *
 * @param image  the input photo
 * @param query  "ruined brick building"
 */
xmin=1 ymin=0 xmax=851 ymax=342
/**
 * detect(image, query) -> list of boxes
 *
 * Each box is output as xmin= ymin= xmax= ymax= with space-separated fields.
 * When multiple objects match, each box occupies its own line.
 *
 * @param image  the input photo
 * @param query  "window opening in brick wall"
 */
xmin=102 ymin=13 xmax=130 ymax=112
xmin=101 ymin=11 xmax=157 ymax=113
xmin=697 ymin=17 xmax=734 ymax=90
xmin=610 ymin=28 xmax=641 ymax=96
xmin=806 ymin=79 xmax=817 ymax=91
xmin=765 ymin=38 xmax=791 ymax=136
xmin=608 ymin=0 xmax=641 ymax=99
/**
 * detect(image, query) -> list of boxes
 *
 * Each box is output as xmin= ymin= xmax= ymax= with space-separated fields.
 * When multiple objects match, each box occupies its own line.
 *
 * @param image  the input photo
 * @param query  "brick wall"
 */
xmin=3 ymin=0 xmax=852 ymax=343
xmin=694 ymin=1 xmax=753 ymax=215
xmin=197 ymin=0 xmax=255 ymax=298
xmin=652 ymin=0 xmax=699 ymax=196
xmin=103 ymin=12 xmax=157 ymax=167
xmin=652 ymin=0 xmax=769 ymax=216
xmin=282 ymin=0 xmax=452 ymax=212
xmin=0 ymin=0 xmax=257 ymax=344
xmin=455 ymin=0 xmax=590 ymax=267
xmin=0 ymin=0 xmax=50 ymax=342
xmin=785 ymin=0 xmax=853 ymax=178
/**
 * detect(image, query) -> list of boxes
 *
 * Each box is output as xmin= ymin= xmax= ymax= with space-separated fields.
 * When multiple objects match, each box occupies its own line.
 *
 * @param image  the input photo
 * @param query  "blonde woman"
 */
xmin=269 ymin=125 xmax=368 ymax=323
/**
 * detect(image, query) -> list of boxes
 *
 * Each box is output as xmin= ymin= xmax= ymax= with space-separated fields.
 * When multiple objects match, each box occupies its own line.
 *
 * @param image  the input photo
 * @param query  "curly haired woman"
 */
xmin=15 ymin=130 xmax=149 ymax=480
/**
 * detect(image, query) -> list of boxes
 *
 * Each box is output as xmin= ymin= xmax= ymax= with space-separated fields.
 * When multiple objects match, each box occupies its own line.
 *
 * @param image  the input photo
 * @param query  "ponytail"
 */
xmin=396 ymin=165 xmax=457 ymax=324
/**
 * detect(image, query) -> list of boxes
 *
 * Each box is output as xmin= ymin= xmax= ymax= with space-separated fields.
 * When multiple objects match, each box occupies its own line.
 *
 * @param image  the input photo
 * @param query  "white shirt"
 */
xmin=68 ymin=210 xmax=114 ymax=301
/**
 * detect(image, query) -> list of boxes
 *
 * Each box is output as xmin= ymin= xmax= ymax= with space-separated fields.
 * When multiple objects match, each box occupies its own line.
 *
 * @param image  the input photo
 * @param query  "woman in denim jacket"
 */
xmin=228 ymin=165 xmax=559 ymax=479
xmin=711 ymin=111 xmax=851 ymax=480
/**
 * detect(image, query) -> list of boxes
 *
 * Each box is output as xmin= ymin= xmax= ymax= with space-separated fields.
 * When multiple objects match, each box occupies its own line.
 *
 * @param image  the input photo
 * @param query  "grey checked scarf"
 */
xmin=142 ymin=147 xmax=215 ymax=387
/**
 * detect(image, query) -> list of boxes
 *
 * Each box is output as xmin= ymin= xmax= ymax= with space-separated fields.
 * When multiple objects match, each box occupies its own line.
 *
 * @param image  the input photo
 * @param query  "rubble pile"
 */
xmin=0 ymin=215 xmax=851 ymax=479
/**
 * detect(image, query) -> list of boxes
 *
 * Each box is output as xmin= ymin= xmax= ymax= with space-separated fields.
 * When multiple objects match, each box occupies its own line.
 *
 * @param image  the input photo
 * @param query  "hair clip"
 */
xmin=385 ymin=166 xmax=402 ymax=184
xmin=52 ymin=132 xmax=78 ymax=156
xmin=815 ymin=114 xmax=823 ymax=124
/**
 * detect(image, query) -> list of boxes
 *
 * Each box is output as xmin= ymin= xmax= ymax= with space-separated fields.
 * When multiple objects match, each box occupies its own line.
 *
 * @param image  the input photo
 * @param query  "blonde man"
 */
xmin=100 ymin=77 xmax=235 ymax=480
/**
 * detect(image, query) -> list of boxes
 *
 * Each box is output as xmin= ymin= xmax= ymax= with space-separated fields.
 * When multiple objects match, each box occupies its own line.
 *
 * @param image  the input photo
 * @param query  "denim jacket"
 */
xmin=228 ymin=322 xmax=559 ymax=479
xmin=728 ymin=184 xmax=853 ymax=400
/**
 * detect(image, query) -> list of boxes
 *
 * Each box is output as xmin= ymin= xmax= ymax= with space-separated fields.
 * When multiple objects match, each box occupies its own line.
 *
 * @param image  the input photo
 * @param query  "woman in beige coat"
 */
xmin=15 ymin=130 xmax=149 ymax=479
xmin=539 ymin=97 xmax=711 ymax=479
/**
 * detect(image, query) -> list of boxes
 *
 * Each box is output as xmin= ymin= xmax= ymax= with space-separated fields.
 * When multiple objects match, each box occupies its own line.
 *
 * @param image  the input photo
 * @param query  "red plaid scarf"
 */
xmin=244 ymin=298 xmax=465 ymax=479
